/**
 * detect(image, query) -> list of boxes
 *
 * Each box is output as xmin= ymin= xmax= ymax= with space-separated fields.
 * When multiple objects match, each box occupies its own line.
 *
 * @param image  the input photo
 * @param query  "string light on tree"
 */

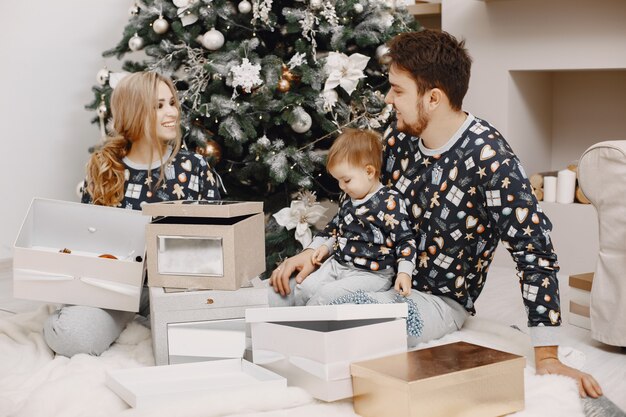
xmin=152 ymin=15 xmax=169 ymax=34
xmin=128 ymin=33 xmax=144 ymax=51
xmin=202 ymin=28 xmax=225 ymax=50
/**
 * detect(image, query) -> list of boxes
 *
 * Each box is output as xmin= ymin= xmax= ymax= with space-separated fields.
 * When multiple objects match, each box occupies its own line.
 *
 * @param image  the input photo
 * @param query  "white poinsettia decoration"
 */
xmin=173 ymin=0 xmax=198 ymax=26
xmin=323 ymin=52 xmax=370 ymax=96
xmin=230 ymin=58 xmax=263 ymax=98
xmin=273 ymin=192 xmax=327 ymax=248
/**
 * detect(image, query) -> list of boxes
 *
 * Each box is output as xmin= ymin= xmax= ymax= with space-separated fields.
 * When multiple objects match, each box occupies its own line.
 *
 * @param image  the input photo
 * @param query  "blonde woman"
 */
xmin=44 ymin=72 xmax=221 ymax=357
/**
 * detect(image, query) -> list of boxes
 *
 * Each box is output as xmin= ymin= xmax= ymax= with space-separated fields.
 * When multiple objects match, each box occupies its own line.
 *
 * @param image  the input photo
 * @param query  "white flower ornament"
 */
xmin=273 ymin=200 xmax=327 ymax=248
xmin=173 ymin=0 xmax=198 ymax=26
xmin=323 ymin=52 xmax=370 ymax=96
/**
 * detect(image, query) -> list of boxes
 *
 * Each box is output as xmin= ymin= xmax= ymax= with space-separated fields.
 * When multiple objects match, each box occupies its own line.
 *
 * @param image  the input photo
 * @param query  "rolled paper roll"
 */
xmin=543 ymin=176 xmax=557 ymax=202
xmin=556 ymin=169 xmax=576 ymax=204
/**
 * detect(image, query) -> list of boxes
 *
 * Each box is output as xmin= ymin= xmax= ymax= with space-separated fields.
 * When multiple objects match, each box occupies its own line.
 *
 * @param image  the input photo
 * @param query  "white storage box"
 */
xmin=13 ymin=198 xmax=149 ymax=312
xmin=246 ymin=304 xmax=408 ymax=401
xmin=106 ymin=359 xmax=286 ymax=409
xmin=142 ymin=200 xmax=265 ymax=290
xmin=150 ymin=285 xmax=268 ymax=365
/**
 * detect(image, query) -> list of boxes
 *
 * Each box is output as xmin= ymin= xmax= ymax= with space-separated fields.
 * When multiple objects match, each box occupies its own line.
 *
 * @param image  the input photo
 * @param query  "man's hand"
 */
xmin=268 ymin=249 xmax=315 ymax=296
xmin=311 ymin=246 xmax=330 ymax=266
xmin=534 ymin=346 xmax=603 ymax=398
xmin=394 ymin=272 xmax=412 ymax=296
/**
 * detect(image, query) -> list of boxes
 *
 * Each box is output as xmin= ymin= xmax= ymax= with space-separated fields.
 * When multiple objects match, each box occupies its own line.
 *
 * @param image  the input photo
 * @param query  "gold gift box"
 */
xmin=351 ymin=341 xmax=525 ymax=417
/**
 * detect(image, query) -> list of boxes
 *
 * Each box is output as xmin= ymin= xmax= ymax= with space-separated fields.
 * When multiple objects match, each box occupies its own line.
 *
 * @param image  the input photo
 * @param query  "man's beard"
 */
xmin=397 ymin=102 xmax=429 ymax=138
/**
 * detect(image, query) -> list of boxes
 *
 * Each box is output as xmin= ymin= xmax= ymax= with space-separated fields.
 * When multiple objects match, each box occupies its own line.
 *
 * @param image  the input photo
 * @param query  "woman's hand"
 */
xmin=269 ymin=249 xmax=315 ymax=296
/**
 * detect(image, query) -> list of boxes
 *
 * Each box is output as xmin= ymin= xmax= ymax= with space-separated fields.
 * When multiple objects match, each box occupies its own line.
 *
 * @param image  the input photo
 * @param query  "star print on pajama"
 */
xmin=82 ymin=148 xmax=221 ymax=209
xmin=382 ymin=115 xmax=561 ymax=328
xmin=317 ymin=187 xmax=417 ymax=272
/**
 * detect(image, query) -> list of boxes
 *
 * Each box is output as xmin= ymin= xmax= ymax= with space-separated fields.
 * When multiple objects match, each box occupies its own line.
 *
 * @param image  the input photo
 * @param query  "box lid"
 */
xmin=569 ymin=272 xmax=593 ymax=292
xmin=142 ymin=200 xmax=263 ymax=218
xmin=245 ymin=303 xmax=407 ymax=323
xmin=14 ymin=197 xmax=149 ymax=256
xmin=106 ymin=359 xmax=285 ymax=409
xmin=351 ymin=341 xmax=524 ymax=384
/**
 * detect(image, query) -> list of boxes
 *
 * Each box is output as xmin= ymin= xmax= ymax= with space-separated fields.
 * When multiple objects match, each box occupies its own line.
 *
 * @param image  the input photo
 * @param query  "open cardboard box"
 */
xmin=246 ymin=304 xmax=408 ymax=401
xmin=143 ymin=200 xmax=265 ymax=290
xmin=13 ymin=198 xmax=149 ymax=312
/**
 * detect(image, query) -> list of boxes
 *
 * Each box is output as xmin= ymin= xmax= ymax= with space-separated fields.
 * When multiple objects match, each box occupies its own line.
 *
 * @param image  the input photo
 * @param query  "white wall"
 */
xmin=0 ymin=1 xmax=131 ymax=259
xmin=441 ymin=0 xmax=626 ymax=274
xmin=442 ymin=0 xmax=626 ymax=176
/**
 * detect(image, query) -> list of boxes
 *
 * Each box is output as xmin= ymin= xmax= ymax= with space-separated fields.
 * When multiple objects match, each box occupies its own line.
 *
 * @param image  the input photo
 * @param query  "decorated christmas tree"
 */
xmin=86 ymin=0 xmax=419 ymax=271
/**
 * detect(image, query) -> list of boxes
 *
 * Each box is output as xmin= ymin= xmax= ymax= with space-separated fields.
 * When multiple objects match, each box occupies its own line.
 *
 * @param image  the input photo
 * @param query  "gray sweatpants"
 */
xmin=294 ymin=258 xmax=394 ymax=306
xmin=42 ymin=288 xmax=149 ymax=357
xmin=268 ymin=273 xmax=468 ymax=347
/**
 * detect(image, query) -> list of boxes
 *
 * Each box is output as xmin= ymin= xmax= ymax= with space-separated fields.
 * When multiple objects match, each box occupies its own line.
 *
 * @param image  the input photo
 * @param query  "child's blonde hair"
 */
xmin=326 ymin=129 xmax=383 ymax=176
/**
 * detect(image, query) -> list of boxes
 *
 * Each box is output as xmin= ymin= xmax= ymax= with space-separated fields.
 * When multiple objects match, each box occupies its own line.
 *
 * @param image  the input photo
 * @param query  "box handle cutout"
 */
xmin=79 ymin=277 xmax=140 ymax=297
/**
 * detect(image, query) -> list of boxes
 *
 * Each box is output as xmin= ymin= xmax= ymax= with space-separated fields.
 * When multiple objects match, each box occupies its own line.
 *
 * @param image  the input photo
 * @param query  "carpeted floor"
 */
xmin=3 ymin=303 xmax=617 ymax=417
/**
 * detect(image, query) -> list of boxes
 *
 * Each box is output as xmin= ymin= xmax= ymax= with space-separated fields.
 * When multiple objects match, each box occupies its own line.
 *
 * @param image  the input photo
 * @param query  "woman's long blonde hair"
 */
xmin=85 ymin=72 xmax=182 ymax=206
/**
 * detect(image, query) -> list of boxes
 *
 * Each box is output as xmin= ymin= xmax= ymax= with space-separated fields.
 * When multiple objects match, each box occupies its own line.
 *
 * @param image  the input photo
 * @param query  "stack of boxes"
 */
xmin=142 ymin=200 xmax=268 ymax=365
xmin=246 ymin=303 xmax=409 ymax=401
xmin=13 ymin=198 xmax=269 ymax=366
xmin=568 ymin=272 xmax=594 ymax=329
xmin=14 ymin=198 xmax=529 ymax=413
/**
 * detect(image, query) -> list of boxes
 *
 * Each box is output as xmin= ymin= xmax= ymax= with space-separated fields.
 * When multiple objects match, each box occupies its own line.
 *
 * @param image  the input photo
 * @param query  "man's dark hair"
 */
xmin=388 ymin=30 xmax=472 ymax=111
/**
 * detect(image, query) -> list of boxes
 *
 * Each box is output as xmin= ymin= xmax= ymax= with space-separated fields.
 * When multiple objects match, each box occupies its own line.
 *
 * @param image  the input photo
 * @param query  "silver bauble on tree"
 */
xmin=354 ymin=3 xmax=364 ymax=13
xmin=237 ymin=0 xmax=252 ymax=14
xmin=96 ymin=68 xmax=110 ymax=86
xmin=128 ymin=33 xmax=144 ymax=51
xmin=290 ymin=107 xmax=313 ymax=133
xmin=201 ymin=28 xmax=225 ymax=51
xmin=376 ymin=44 xmax=392 ymax=65
xmin=309 ymin=0 xmax=323 ymax=9
xmin=152 ymin=16 xmax=169 ymax=34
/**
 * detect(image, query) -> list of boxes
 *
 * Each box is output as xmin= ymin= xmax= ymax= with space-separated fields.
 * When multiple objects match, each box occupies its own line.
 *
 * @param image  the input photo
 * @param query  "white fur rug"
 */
xmin=0 ymin=305 xmax=585 ymax=417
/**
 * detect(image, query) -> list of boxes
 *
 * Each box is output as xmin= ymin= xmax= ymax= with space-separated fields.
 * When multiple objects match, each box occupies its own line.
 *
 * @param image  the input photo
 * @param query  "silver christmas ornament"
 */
xmin=201 ymin=28 xmax=225 ymax=51
xmin=376 ymin=44 xmax=392 ymax=65
xmin=310 ymin=0 xmax=323 ymax=9
xmin=128 ymin=33 xmax=145 ymax=51
xmin=96 ymin=68 xmax=110 ymax=86
xmin=237 ymin=0 xmax=252 ymax=14
xmin=353 ymin=3 xmax=364 ymax=13
xmin=152 ymin=16 xmax=169 ymax=34
xmin=128 ymin=4 xmax=140 ymax=16
xmin=290 ymin=110 xmax=313 ymax=133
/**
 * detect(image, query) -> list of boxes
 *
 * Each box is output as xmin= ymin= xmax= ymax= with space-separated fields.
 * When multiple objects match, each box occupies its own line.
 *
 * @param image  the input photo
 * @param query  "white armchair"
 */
xmin=578 ymin=141 xmax=626 ymax=347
